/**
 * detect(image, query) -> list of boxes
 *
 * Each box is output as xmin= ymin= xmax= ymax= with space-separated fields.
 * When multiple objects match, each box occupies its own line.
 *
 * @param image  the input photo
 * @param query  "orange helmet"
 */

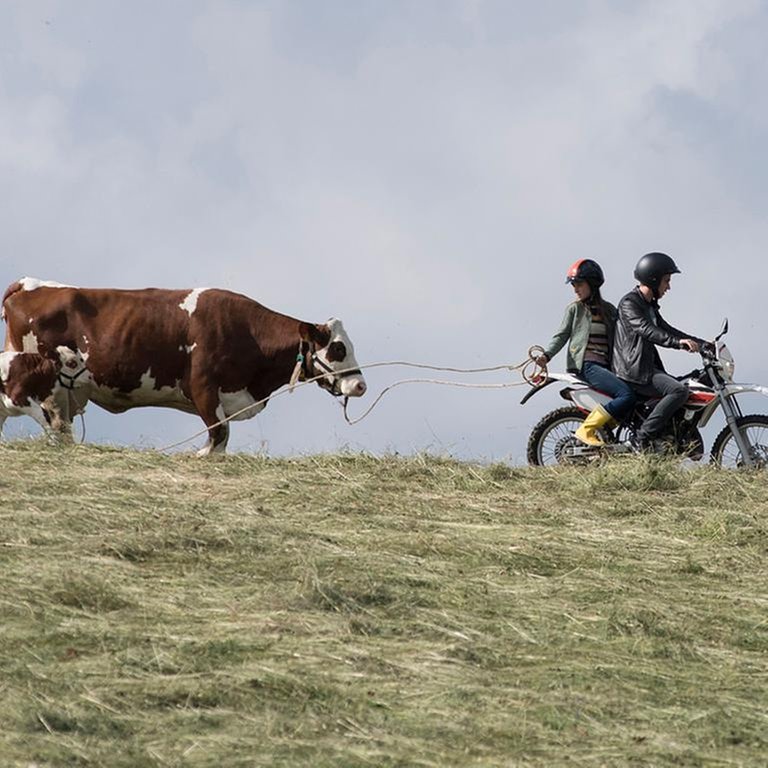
xmin=566 ymin=259 xmax=604 ymax=287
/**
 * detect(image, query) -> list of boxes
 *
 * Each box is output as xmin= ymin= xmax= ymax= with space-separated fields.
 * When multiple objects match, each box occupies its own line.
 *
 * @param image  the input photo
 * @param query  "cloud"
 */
xmin=1 ymin=0 xmax=766 ymax=458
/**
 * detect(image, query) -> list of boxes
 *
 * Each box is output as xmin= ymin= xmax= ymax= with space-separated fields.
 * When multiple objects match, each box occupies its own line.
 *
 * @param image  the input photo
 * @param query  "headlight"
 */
xmin=718 ymin=343 xmax=735 ymax=382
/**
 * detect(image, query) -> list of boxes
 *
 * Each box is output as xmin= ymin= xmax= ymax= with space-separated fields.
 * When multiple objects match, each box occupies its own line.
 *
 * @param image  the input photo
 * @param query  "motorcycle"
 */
xmin=522 ymin=320 xmax=768 ymax=468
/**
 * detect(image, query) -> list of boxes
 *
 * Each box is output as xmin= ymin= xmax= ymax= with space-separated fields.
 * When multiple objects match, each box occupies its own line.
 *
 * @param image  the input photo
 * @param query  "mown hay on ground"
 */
xmin=1 ymin=442 xmax=766 ymax=767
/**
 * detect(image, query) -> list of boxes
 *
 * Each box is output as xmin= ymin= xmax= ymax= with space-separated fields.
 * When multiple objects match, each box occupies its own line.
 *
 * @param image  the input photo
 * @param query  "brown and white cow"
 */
xmin=0 ymin=346 xmax=90 ymax=438
xmin=2 ymin=278 xmax=366 ymax=454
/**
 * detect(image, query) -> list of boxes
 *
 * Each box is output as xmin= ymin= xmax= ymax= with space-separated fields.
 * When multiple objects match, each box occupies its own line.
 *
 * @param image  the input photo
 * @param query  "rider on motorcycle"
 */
xmin=537 ymin=259 xmax=635 ymax=446
xmin=612 ymin=252 xmax=704 ymax=451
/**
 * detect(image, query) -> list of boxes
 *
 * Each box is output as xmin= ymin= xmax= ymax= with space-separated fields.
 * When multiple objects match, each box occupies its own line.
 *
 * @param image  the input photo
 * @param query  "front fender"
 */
xmin=698 ymin=382 xmax=768 ymax=428
xmin=725 ymin=383 xmax=768 ymax=398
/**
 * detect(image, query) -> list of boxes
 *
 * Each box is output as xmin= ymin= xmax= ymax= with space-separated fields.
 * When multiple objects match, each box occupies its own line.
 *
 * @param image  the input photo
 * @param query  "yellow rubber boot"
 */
xmin=574 ymin=404 xmax=615 ymax=446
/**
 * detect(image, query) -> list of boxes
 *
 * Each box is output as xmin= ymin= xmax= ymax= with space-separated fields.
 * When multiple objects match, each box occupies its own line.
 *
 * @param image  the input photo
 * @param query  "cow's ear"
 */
xmin=299 ymin=322 xmax=331 ymax=348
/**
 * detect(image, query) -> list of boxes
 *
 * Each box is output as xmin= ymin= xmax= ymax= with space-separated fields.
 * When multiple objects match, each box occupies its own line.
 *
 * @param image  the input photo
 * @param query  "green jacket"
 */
xmin=543 ymin=300 xmax=617 ymax=373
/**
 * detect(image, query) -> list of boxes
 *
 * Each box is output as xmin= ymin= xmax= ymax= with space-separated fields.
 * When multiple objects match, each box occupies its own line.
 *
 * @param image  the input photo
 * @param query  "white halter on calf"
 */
xmin=55 ymin=346 xmax=91 ymax=390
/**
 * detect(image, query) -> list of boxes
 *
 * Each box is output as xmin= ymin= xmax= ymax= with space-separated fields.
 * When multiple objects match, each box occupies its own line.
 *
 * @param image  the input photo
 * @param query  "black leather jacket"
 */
xmin=612 ymin=287 xmax=700 ymax=385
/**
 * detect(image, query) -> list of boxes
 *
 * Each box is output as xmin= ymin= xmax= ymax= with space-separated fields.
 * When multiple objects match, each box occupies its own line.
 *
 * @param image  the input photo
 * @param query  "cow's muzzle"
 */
xmin=311 ymin=354 xmax=366 ymax=398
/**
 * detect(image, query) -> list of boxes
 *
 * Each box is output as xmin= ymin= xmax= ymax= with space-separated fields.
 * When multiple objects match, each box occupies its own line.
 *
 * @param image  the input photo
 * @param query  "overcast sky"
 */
xmin=2 ymin=0 xmax=767 ymax=462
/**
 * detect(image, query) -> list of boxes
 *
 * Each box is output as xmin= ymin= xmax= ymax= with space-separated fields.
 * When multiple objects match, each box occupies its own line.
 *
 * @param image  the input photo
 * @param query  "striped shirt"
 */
xmin=584 ymin=302 xmax=609 ymax=365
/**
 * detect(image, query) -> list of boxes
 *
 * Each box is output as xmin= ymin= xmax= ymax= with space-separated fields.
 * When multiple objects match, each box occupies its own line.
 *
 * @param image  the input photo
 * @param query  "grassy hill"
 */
xmin=1 ymin=441 xmax=766 ymax=767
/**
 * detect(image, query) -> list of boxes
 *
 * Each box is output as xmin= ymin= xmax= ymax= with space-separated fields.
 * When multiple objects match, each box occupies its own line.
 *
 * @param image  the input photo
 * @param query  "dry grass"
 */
xmin=1 ymin=441 xmax=767 ymax=766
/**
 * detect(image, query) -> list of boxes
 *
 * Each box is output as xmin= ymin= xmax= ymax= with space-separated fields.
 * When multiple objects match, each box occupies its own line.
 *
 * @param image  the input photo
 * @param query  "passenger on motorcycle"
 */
xmin=536 ymin=259 xmax=635 ymax=446
xmin=612 ymin=252 xmax=704 ymax=451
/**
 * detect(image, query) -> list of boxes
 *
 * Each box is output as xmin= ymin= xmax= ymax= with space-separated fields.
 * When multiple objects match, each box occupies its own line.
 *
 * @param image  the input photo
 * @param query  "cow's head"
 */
xmin=299 ymin=318 xmax=366 ymax=398
xmin=54 ymin=346 xmax=92 ymax=390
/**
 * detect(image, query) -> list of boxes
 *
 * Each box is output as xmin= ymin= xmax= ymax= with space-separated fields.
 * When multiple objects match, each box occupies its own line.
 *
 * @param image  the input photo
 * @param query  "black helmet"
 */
xmin=634 ymin=252 xmax=681 ymax=291
xmin=565 ymin=259 xmax=604 ymax=288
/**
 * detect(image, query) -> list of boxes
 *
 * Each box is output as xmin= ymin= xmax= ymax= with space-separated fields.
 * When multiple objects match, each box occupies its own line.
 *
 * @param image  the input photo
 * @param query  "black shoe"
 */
xmin=633 ymin=434 xmax=666 ymax=454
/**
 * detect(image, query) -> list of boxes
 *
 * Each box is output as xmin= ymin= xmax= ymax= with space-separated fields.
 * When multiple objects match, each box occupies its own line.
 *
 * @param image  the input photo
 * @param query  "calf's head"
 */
xmin=299 ymin=318 xmax=366 ymax=398
xmin=54 ymin=346 xmax=91 ymax=390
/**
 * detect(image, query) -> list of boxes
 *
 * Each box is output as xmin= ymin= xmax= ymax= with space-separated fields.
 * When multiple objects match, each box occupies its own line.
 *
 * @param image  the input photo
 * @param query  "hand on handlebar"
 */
xmin=679 ymin=338 xmax=700 ymax=353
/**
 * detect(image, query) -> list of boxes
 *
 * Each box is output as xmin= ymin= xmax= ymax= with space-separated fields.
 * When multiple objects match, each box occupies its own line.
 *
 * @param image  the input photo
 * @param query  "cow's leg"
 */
xmin=0 ymin=414 xmax=6 ymax=437
xmin=40 ymin=394 xmax=73 ymax=444
xmin=26 ymin=401 xmax=53 ymax=433
xmin=197 ymin=408 xmax=230 ymax=456
xmin=190 ymin=390 xmax=230 ymax=456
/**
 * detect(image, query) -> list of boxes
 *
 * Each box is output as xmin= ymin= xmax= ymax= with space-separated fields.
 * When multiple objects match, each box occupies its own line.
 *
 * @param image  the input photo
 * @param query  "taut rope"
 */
xmin=342 ymin=348 xmax=548 ymax=425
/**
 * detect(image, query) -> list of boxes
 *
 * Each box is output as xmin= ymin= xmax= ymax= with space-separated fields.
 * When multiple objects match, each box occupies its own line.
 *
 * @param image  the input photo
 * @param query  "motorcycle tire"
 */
xmin=710 ymin=414 xmax=768 ymax=469
xmin=527 ymin=406 xmax=611 ymax=467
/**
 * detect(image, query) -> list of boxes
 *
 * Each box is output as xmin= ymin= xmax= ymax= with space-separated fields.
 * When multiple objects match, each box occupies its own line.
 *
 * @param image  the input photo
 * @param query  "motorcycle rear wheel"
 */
xmin=527 ymin=406 xmax=613 ymax=467
xmin=710 ymin=414 xmax=768 ymax=469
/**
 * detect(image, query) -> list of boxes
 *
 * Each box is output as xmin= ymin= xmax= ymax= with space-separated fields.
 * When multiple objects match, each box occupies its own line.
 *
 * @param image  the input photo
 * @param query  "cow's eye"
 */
xmin=327 ymin=341 xmax=347 ymax=363
xmin=66 ymin=361 xmax=78 ymax=369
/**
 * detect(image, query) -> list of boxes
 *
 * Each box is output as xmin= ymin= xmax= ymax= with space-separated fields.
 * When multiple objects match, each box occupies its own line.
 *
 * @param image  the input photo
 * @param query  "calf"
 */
xmin=0 ymin=347 xmax=90 ymax=438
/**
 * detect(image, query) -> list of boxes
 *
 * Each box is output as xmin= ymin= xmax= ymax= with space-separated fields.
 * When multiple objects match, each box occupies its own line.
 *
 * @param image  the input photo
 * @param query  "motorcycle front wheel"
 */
xmin=527 ymin=406 xmax=612 ymax=467
xmin=710 ymin=414 xmax=768 ymax=469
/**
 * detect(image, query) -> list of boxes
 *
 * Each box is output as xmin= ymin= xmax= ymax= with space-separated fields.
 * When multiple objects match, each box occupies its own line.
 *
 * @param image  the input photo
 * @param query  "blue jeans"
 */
xmin=581 ymin=361 xmax=635 ymax=421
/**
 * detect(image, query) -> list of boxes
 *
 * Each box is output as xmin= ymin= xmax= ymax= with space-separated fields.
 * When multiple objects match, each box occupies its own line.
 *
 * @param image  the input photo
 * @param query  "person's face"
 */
xmin=571 ymin=279 xmax=592 ymax=301
xmin=657 ymin=274 xmax=672 ymax=298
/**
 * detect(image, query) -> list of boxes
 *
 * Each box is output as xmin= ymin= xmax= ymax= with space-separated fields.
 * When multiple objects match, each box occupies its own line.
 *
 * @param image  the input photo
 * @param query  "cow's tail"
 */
xmin=1 ymin=279 xmax=24 ymax=322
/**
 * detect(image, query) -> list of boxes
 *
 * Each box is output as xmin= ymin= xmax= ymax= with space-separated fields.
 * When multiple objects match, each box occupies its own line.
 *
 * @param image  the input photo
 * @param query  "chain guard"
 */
xmin=557 ymin=438 xmax=634 ymax=462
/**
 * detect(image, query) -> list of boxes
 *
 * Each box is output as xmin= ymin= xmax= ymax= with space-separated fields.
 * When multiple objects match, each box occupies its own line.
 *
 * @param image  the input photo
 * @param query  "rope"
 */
xmin=156 ymin=368 xmax=346 ymax=452
xmin=66 ymin=391 xmax=88 ymax=445
xmin=343 ymin=377 xmax=526 ymax=425
xmin=342 ymin=347 xmax=548 ymax=425
xmin=155 ymin=347 xmax=549 ymax=452
xmin=347 ymin=346 xmax=548 ymax=384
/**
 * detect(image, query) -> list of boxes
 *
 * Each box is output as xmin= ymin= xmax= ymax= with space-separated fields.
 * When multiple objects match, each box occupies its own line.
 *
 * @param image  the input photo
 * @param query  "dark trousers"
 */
xmin=631 ymin=370 xmax=689 ymax=439
xmin=581 ymin=361 xmax=636 ymax=421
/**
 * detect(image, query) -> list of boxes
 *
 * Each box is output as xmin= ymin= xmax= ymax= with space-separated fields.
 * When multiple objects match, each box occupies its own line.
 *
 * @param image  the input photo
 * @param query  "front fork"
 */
xmin=710 ymin=372 xmax=755 ymax=467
